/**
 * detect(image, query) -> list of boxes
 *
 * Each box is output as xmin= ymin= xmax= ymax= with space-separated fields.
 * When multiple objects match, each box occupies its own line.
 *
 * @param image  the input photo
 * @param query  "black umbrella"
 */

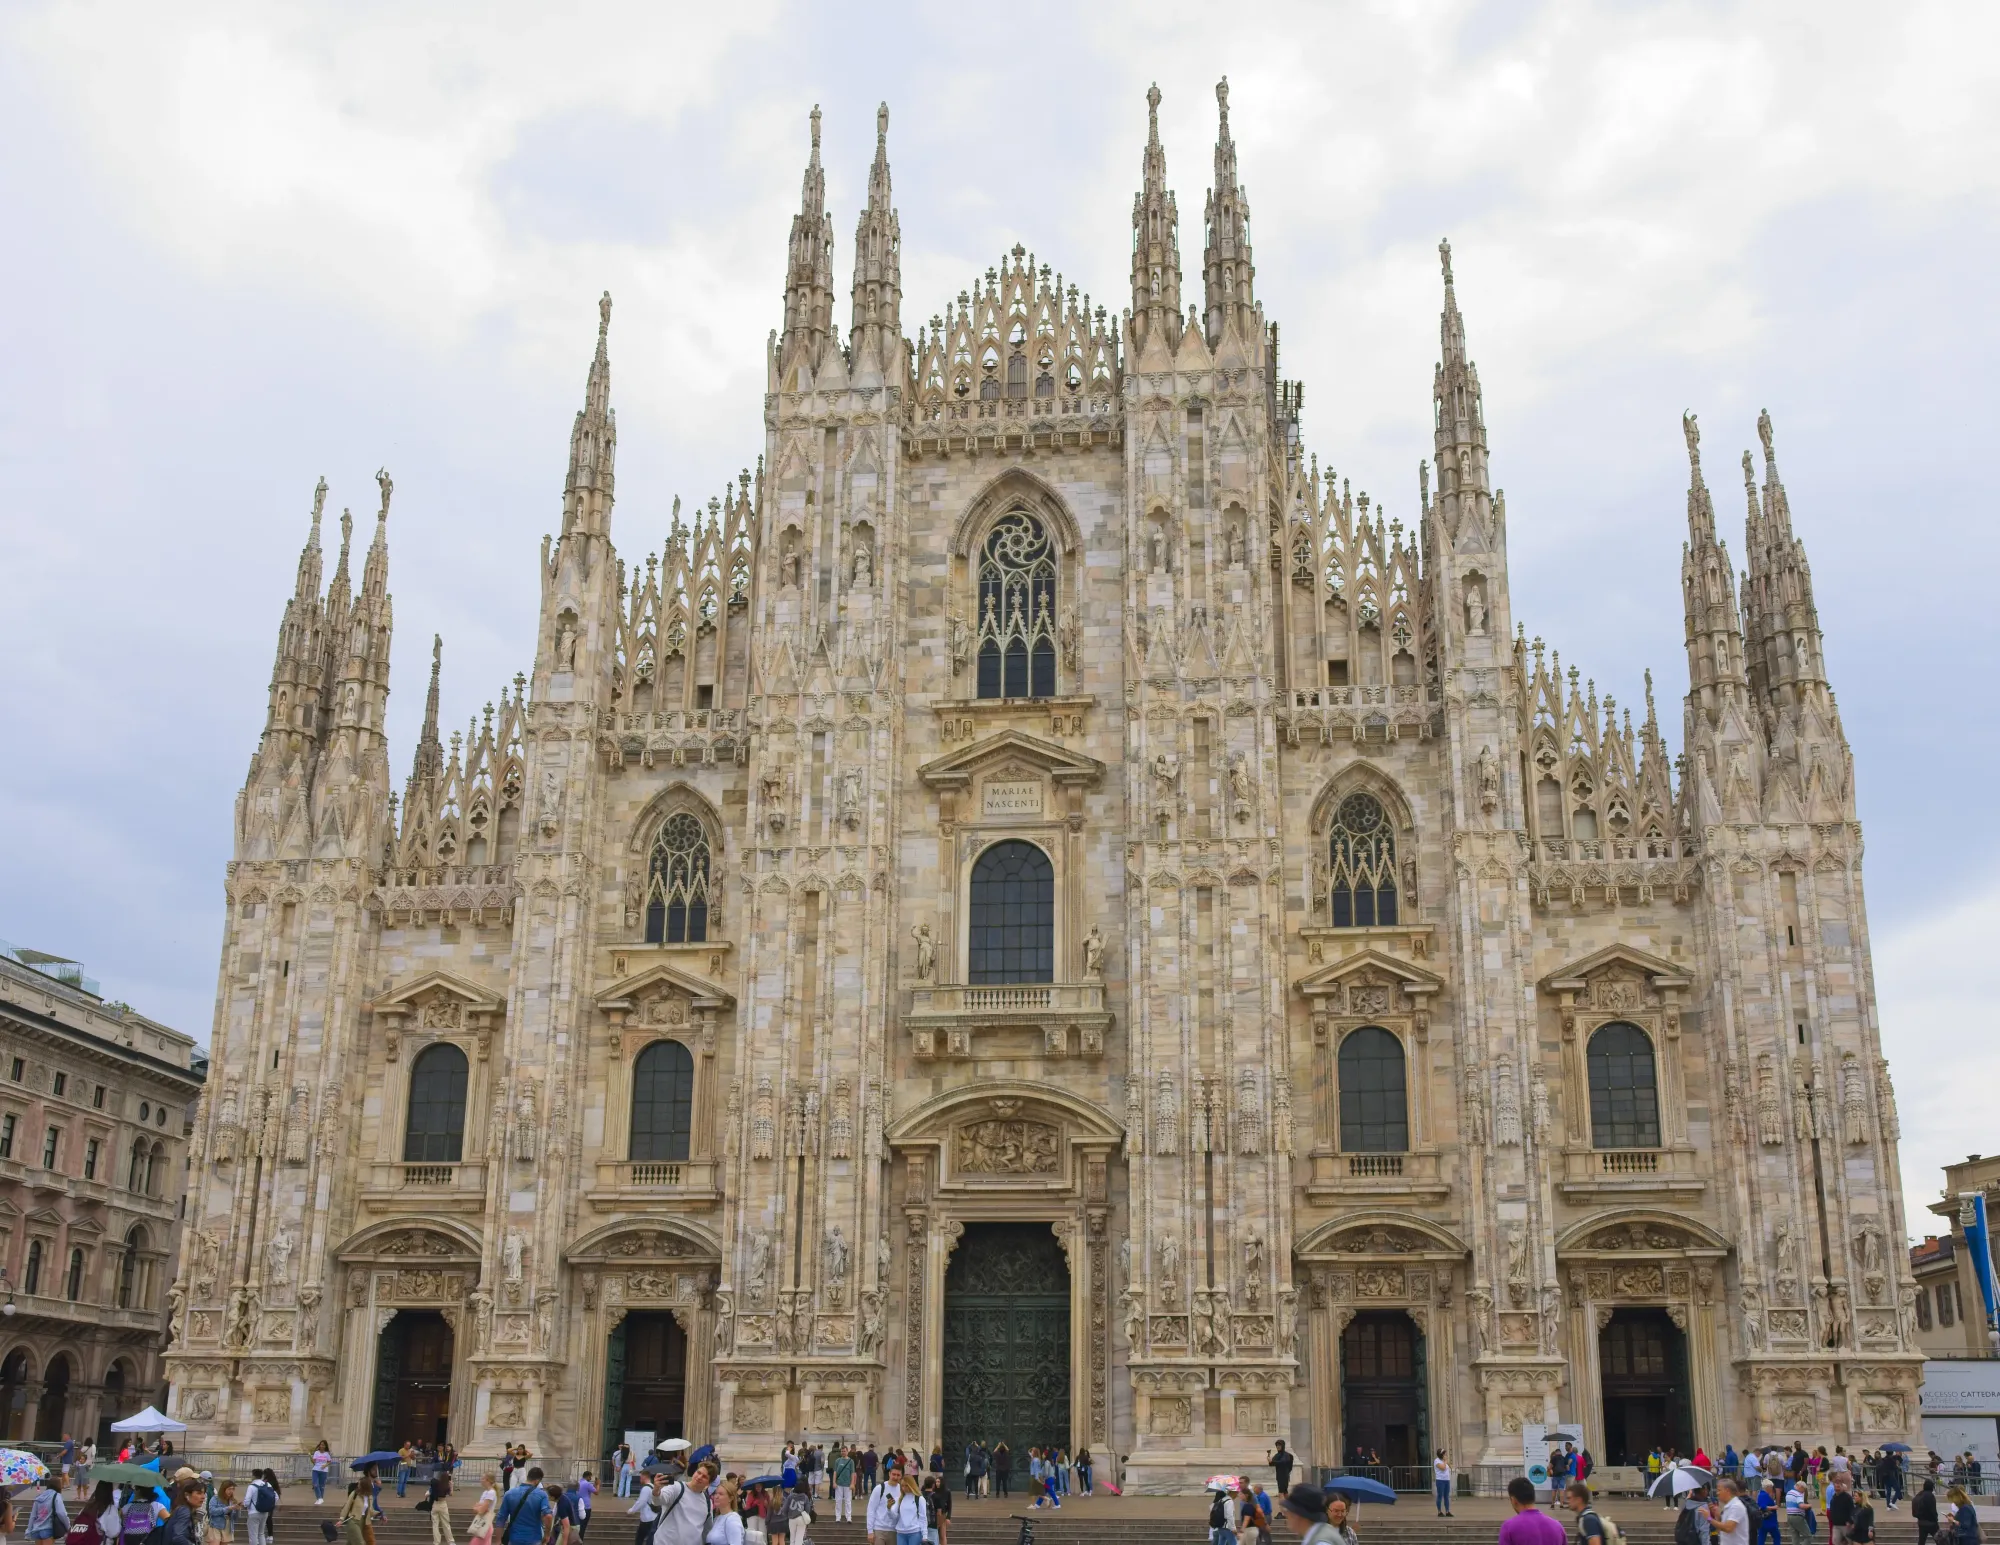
xmin=350 ymin=1453 xmax=402 ymax=1471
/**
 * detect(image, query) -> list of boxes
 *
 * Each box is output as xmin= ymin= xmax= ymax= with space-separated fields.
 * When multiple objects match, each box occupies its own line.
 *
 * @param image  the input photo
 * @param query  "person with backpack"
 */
xmin=26 ymin=1472 xmax=72 ymax=1545
xmin=423 ymin=1464 xmax=454 ymax=1545
xmin=336 ymin=1483 xmax=372 ymax=1545
xmin=1912 ymin=1480 xmax=1939 ymax=1545
xmin=244 ymin=1474 xmax=279 ymax=1545
xmin=1564 ymin=1480 xmax=1620 ymax=1545
xmin=496 ymin=1468 xmax=551 ymax=1545
xmin=653 ymin=1462 xmax=717 ymax=1545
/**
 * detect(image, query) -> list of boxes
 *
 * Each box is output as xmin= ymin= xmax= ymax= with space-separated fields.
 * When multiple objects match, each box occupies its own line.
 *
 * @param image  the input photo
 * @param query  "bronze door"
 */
xmin=942 ymin=1223 xmax=1070 ymax=1461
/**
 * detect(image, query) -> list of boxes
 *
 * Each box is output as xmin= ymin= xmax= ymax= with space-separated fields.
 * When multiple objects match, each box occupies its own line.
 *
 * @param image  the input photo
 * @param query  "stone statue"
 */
xmin=838 ymin=769 xmax=862 ymax=830
xmin=851 ymin=539 xmax=873 ymax=588
xmin=555 ymin=619 xmax=578 ymax=670
xmin=1740 ymin=1285 xmax=1763 ymax=1352
xmin=1082 ymin=924 xmax=1105 ymax=979
xmin=1152 ymin=750 xmax=1178 ymax=790
xmin=1476 ymin=745 xmax=1500 ymax=813
xmin=1774 ymin=1220 xmax=1798 ymax=1283
xmin=825 ymin=1226 xmax=850 ymax=1287
xmin=1462 ymin=1064 xmax=1489 ymax=1145
xmin=1467 ymin=1286 xmax=1493 ymax=1356
xmin=911 ymin=923 xmax=935 ymax=982
xmin=1464 ymin=582 xmax=1487 ymax=636
xmin=1158 ymin=1234 xmax=1181 ymax=1289
xmin=1505 ymin=1224 xmax=1528 ymax=1293
xmin=514 ymin=1084 xmax=538 ymax=1160
xmin=265 ymin=1223 xmax=296 ymax=1286
xmin=747 ymin=1230 xmax=773 ymax=1306
xmin=468 ymin=1289 xmax=494 ymax=1354
xmin=503 ymin=1229 xmax=526 ymax=1284
xmin=1228 ymin=754 xmax=1251 ymax=809
xmin=858 ymin=1292 xmax=885 ymax=1357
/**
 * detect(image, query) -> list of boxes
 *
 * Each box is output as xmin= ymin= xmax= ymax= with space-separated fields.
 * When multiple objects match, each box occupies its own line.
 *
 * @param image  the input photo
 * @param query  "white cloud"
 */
xmin=1877 ymin=881 xmax=2000 ymax=1239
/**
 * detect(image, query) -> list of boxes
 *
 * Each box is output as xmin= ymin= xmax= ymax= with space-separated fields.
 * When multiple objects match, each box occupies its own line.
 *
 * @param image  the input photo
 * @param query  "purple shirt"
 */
xmin=1498 ymin=1508 xmax=1569 ymax=1545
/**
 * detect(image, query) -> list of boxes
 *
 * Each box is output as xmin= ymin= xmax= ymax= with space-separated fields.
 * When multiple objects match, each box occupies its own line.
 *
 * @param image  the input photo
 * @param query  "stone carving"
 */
xmin=747 ymin=1229 xmax=774 ymax=1308
xmin=1505 ymin=1225 xmax=1529 ymax=1306
xmin=1462 ymin=1064 xmax=1488 ymax=1145
xmin=1158 ymin=1235 xmax=1181 ymax=1304
xmin=265 ymin=1223 xmax=296 ymax=1287
xmin=503 ymin=1229 xmax=526 ymax=1284
xmin=910 ymin=922 xmax=935 ymax=981
xmin=1791 ymin=1069 xmax=1814 ymax=1142
xmin=824 ymin=1226 xmax=850 ymax=1297
xmin=858 ymin=1290 xmax=885 ymax=1357
xmin=1153 ymin=1072 xmax=1179 ymax=1155
xmin=1476 ymin=744 xmax=1500 ymax=814
xmin=1148 ymin=1396 xmax=1192 ymax=1436
xmin=837 ymin=769 xmax=862 ymax=830
xmin=1773 ymin=1220 xmax=1800 ymax=1299
xmin=1756 ymin=1054 xmax=1784 ymax=1145
xmin=1464 ymin=579 xmax=1487 ymax=635
xmin=751 ymin=1077 xmax=775 ymax=1161
xmin=1193 ymin=1290 xmax=1227 ymax=1355
xmin=1875 ymin=1057 xmax=1901 ymax=1140
xmin=513 ymin=1083 xmax=538 ymax=1162
xmin=954 ymin=1119 xmax=1059 ymax=1175
xmin=1082 ymin=924 xmax=1105 ymax=978
xmin=282 ymin=1086 xmax=311 ymax=1164
xmin=1236 ymin=1066 xmax=1262 ymax=1154
xmin=1495 ymin=1061 xmax=1521 ymax=1146
xmin=213 ymin=1083 xmax=241 ymax=1164
xmin=1841 ymin=1053 xmax=1868 ymax=1146
xmin=1467 ymin=1286 xmax=1494 ymax=1355
xmin=1529 ymin=1065 xmax=1550 ymax=1144
xmin=828 ymin=1077 xmax=853 ymax=1159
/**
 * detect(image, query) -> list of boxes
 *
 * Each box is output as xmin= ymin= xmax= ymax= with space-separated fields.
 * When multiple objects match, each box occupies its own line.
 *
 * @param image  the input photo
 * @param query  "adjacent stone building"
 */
xmin=166 ymin=84 xmax=1919 ymax=1483
xmin=0 ymin=943 xmax=202 ymax=1444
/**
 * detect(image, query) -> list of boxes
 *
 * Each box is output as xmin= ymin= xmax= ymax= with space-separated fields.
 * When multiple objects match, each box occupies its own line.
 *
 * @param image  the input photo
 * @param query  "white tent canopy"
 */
xmin=108 ymin=1407 xmax=187 ymax=1434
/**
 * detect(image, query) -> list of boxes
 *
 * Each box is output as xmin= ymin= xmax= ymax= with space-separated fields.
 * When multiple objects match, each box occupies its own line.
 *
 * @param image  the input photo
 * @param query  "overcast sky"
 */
xmin=2 ymin=1 xmax=1994 ymax=1236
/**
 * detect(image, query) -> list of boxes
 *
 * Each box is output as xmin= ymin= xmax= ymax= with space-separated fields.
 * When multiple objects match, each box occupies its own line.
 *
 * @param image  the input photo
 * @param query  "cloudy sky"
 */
xmin=2 ymin=1 xmax=1993 ymax=1235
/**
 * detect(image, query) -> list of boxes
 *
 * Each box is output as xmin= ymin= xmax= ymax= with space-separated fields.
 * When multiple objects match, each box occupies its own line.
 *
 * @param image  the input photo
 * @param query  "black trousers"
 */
xmin=994 ymin=1475 xmax=1009 ymax=1497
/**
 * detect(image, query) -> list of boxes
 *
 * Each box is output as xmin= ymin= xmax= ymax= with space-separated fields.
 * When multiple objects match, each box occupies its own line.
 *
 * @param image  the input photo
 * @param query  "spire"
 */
xmin=1678 ymin=412 xmax=1747 ymax=713
xmin=849 ymin=102 xmax=902 ymax=386
xmin=1129 ymin=83 xmax=1182 ymax=350
xmin=1430 ymin=239 xmax=1493 ymax=543
xmin=1740 ymin=408 xmax=1829 ymax=708
xmin=1202 ymin=77 xmax=1255 ymax=346
xmin=294 ymin=477 xmax=327 ymax=600
xmin=361 ymin=467 xmax=392 ymax=599
xmin=409 ymin=634 xmax=445 ymax=792
xmin=562 ymin=295 xmax=618 ymax=537
xmin=779 ymin=105 xmax=836 ymax=382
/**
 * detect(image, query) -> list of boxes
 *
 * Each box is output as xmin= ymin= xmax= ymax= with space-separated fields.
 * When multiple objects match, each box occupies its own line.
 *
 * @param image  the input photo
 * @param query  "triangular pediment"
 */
xmin=24 ymin=1206 xmax=64 ymax=1228
xmin=918 ymin=728 xmax=1104 ymax=790
xmin=1541 ymin=942 xmax=1691 ymax=993
xmin=1295 ymin=946 xmax=1444 ymax=999
xmin=373 ymin=970 xmax=505 ymax=1014
xmin=595 ymin=961 xmax=734 ymax=1011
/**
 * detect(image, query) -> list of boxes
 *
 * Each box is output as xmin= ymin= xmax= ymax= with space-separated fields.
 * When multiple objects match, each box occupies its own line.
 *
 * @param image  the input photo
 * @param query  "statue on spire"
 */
xmin=375 ymin=467 xmax=394 ymax=521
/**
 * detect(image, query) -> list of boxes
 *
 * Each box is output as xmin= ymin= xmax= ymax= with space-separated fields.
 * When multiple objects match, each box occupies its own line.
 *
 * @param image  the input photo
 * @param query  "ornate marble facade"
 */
xmin=166 ymin=84 xmax=1918 ymax=1484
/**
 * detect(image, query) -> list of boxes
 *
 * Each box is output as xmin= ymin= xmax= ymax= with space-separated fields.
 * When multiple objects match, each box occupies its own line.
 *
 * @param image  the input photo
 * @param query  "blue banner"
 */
xmin=1963 ymin=1193 xmax=2000 ymax=1334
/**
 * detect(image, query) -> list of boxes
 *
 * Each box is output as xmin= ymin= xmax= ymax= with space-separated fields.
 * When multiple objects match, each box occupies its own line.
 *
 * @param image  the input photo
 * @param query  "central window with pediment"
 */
xmin=976 ymin=511 xmax=1057 ymax=700
xmin=968 ymin=840 xmax=1054 ymax=984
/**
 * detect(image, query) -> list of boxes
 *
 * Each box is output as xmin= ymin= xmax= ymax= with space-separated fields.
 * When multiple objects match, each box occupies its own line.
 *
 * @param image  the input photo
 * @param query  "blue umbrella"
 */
xmin=1323 ymin=1475 xmax=1397 ymax=1505
xmin=688 ymin=1447 xmax=716 ymax=1465
xmin=745 ymin=1476 xmax=785 ymax=1489
xmin=1880 ymin=1443 xmax=1913 ymax=1453
xmin=351 ymin=1453 xmax=403 ymax=1471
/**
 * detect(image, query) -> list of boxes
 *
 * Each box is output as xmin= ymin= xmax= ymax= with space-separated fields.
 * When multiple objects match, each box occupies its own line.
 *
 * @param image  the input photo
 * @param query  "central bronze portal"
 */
xmin=942 ymin=1222 xmax=1070 ymax=1463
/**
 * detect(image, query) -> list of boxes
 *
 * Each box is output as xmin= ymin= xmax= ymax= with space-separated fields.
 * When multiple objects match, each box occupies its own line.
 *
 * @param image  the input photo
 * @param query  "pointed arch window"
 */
xmin=629 ymin=1040 xmax=695 ymax=1163
xmin=1328 ymin=792 xmax=1398 ymax=927
xmin=644 ymin=812 xmax=711 ymax=945
xmin=976 ymin=511 xmax=1058 ymax=701
xmin=1587 ymin=1021 xmax=1661 ymax=1149
xmin=968 ymin=840 xmax=1054 ymax=984
xmin=116 ymin=1226 xmax=147 ymax=1309
xmin=1338 ymin=1026 xmax=1408 ymax=1153
xmin=403 ymin=1043 xmax=469 ymax=1164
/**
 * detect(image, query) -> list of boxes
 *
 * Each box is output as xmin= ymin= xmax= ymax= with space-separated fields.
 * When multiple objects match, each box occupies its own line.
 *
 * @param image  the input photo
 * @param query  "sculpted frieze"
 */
xmin=953 ymin=1119 xmax=1060 ymax=1175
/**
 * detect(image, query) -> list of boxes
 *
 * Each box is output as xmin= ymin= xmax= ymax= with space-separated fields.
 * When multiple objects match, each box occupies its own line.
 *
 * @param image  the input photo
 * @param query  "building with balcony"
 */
xmin=0 ymin=942 xmax=202 ymax=1444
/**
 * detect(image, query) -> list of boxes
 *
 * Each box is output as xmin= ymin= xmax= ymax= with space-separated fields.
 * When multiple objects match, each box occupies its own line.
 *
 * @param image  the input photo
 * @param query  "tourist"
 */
xmin=890 ymin=1474 xmax=926 ymax=1545
xmin=1434 ymin=1451 xmax=1453 ymax=1518
xmin=1877 ymin=1450 xmax=1902 ymax=1511
xmin=1753 ymin=1476 xmax=1780 ymax=1545
xmin=75 ymin=1484 xmax=117 ymax=1545
xmin=425 ymin=1462 xmax=455 ymax=1545
xmin=864 ymin=1464 xmax=895 ymax=1545
xmin=496 ymin=1468 xmax=550 ymax=1545
xmin=1033 ymin=1459 xmax=1059 ymax=1513
xmin=704 ymin=1482 xmax=741 ymax=1545
xmin=310 ymin=1444 xmax=334 ymax=1506
xmin=991 ymin=1446 xmax=1011 ymax=1500
xmin=1911 ymin=1480 xmax=1939 ymax=1545
xmin=337 ymin=1485 xmax=372 ymax=1545
xmin=920 ymin=1478 xmax=947 ymax=1545
xmin=243 ymin=1474 xmax=277 ymax=1545
xmin=1321 ymin=1498 xmax=1357 ymax=1545
xmin=778 ymin=1484 xmax=811 ymax=1545
xmin=1075 ymin=1448 xmax=1094 ymax=1498
xmin=1713 ymin=1479 xmax=1750 ymax=1544
xmin=24 ymin=1470 xmax=70 ymax=1545
xmin=1267 ymin=1439 xmax=1293 ymax=1497
xmin=831 ymin=1448 xmax=854 ymax=1524
xmin=468 ymin=1477 xmax=498 ymax=1545
xmin=613 ymin=1448 xmax=633 ymax=1502
xmin=1846 ymin=1489 xmax=1876 ymax=1545
xmin=205 ymin=1482 xmax=239 ymax=1545
xmin=1945 ymin=1486 xmax=1981 ymax=1545
xmin=1271 ymin=1484 xmax=1333 ymax=1545
xmin=1824 ymin=1470 xmax=1854 ymax=1545
xmin=1235 ymin=1483 xmax=1268 ymax=1545
xmin=1784 ymin=1475 xmax=1811 ymax=1545
xmin=1498 ymin=1475 xmax=1566 ymax=1545
xmin=1563 ymin=1480 xmax=1613 ymax=1545
xmin=859 ymin=1448 xmax=878 ymax=1495
xmin=166 ymin=1484 xmax=205 ymax=1545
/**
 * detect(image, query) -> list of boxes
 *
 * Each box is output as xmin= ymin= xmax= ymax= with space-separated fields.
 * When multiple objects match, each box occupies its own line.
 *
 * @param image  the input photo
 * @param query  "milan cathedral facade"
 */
xmin=165 ymin=84 xmax=1919 ymax=1485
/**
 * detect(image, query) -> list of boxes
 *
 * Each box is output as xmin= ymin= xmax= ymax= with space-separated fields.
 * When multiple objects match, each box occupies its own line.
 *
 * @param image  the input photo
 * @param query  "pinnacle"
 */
xmin=375 ymin=468 xmax=394 ymax=524
xmin=598 ymin=290 xmax=612 ymax=344
xmin=1440 ymin=237 xmax=1453 ymax=288
xmin=810 ymin=103 xmax=821 ymax=153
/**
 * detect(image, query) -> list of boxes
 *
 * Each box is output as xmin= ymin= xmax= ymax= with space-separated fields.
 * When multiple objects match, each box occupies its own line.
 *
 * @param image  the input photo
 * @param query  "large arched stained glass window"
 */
xmin=976 ymin=511 xmax=1058 ymax=701
xmin=968 ymin=840 xmax=1055 ymax=985
xmin=1338 ymin=1026 xmax=1409 ymax=1153
xmin=1587 ymin=1021 xmax=1661 ymax=1149
xmin=1328 ymin=791 xmax=1399 ymax=927
xmin=629 ymin=1040 xmax=695 ymax=1163
xmin=645 ymin=812 xmax=712 ymax=945
xmin=403 ymin=1043 xmax=470 ymax=1164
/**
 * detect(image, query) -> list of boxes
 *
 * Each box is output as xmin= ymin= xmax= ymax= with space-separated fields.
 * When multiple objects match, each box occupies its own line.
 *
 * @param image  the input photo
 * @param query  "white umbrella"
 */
xmin=108 ymin=1406 xmax=188 ymax=1434
xmin=1647 ymin=1466 xmax=1711 ymax=1498
xmin=657 ymin=1439 xmax=692 ymax=1454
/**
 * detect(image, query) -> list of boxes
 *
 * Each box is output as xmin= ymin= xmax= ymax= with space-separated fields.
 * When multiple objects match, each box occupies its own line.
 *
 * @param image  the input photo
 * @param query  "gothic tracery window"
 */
xmin=1328 ymin=791 xmax=1398 ymax=927
xmin=976 ymin=511 xmax=1058 ymax=701
xmin=629 ymin=1040 xmax=695 ymax=1163
xmin=1587 ymin=1021 xmax=1661 ymax=1150
xmin=968 ymin=840 xmax=1054 ymax=985
xmin=645 ymin=812 xmax=712 ymax=944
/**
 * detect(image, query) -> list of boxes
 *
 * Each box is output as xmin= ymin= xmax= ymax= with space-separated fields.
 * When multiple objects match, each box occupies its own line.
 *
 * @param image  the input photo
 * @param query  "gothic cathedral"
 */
xmin=167 ymin=84 xmax=1919 ymax=1484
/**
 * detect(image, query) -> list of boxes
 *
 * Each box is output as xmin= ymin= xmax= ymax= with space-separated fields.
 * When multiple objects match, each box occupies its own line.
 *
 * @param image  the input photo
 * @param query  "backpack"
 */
xmin=253 ymin=1485 xmax=277 ymax=1516
xmin=1597 ymin=1516 xmax=1623 ymax=1545
xmin=65 ymin=1515 xmax=99 ymax=1545
xmin=1210 ymin=1497 xmax=1227 ymax=1531
xmin=121 ymin=1503 xmax=156 ymax=1538
xmin=1674 ymin=1506 xmax=1701 ymax=1545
